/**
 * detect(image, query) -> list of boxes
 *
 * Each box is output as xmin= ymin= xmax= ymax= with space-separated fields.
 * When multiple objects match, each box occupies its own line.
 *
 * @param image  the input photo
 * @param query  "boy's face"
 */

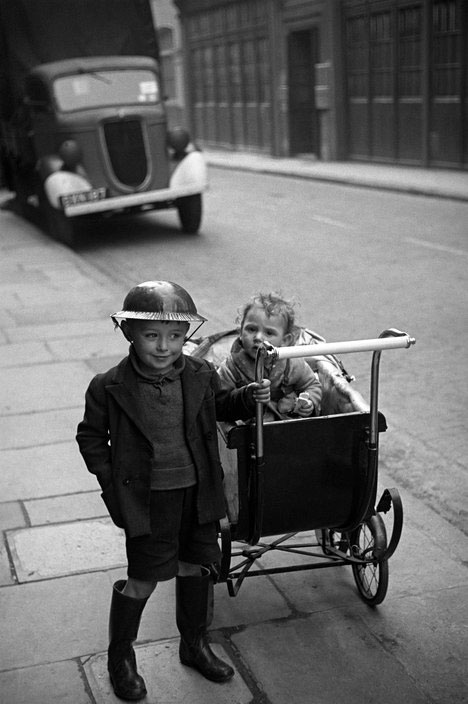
xmin=124 ymin=319 xmax=189 ymax=374
xmin=240 ymin=305 xmax=292 ymax=360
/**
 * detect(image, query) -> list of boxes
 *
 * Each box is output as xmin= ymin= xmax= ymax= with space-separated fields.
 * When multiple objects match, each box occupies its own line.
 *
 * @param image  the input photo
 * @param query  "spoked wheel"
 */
xmin=350 ymin=514 xmax=389 ymax=606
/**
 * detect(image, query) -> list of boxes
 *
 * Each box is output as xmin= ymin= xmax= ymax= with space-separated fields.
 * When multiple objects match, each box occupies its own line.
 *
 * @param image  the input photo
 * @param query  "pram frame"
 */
xmin=192 ymin=328 xmax=415 ymax=602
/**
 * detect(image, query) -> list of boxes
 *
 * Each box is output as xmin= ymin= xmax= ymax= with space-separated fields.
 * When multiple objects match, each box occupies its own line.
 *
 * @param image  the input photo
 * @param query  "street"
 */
xmin=1 ymin=164 xmax=468 ymax=704
xmin=76 ymin=166 xmax=468 ymax=536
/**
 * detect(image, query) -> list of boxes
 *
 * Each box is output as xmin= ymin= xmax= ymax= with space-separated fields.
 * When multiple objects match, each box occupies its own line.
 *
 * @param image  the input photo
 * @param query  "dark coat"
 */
xmin=76 ymin=354 xmax=255 ymax=537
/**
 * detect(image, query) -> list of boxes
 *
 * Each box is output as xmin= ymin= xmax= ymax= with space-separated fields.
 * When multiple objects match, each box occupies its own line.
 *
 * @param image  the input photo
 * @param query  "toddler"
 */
xmin=217 ymin=292 xmax=321 ymax=421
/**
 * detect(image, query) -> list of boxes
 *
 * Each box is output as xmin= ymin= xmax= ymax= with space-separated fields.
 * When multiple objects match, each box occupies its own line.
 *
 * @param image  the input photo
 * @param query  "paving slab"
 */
xmin=0 ymin=501 xmax=26 ymax=530
xmin=0 ymin=441 xmax=97 ymax=501
xmin=357 ymin=586 xmax=468 ymax=704
xmin=83 ymin=639 xmax=253 ymax=704
xmin=1 ymin=441 xmax=95 ymax=501
xmin=0 ymin=407 xmax=83 ymax=450
xmin=24 ymin=490 xmax=105 ymax=525
xmin=0 ymin=572 xmax=112 ymax=669
xmin=0 ymin=660 xmax=92 ymax=704
xmin=211 ymin=573 xmax=291 ymax=630
xmin=0 ymin=329 xmax=124 ymax=364
xmin=0 ymin=340 xmax=54 ymax=367
xmin=7 ymin=518 xmax=126 ymax=582
xmin=0 ymin=539 xmax=14 ymax=586
xmin=205 ymin=150 xmax=468 ymax=201
xmin=0 ymin=307 xmax=17 ymax=327
xmin=4 ymin=318 xmax=113 ymax=343
xmin=1 ymin=361 xmax=93 ymax=415
xmin=12 ymin=278 xmax=111 ymax=307
xmin=47 ymin=332 xmax=127 ymax=362
xmin=232 ymin=614 xmax=429 ymax=704
xmin=6 ymin=298 xmax=117 ymax=326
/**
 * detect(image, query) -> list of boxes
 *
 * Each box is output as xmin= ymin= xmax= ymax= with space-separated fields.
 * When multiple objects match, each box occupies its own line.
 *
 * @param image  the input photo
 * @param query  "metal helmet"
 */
xmin=111 ymin=281 xmax=207 ymax=324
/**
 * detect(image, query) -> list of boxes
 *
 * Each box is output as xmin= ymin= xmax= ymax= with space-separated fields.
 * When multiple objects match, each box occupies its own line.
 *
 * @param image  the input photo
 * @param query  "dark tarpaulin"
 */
xmin=0 ymin=0 xmax=159 ymax=113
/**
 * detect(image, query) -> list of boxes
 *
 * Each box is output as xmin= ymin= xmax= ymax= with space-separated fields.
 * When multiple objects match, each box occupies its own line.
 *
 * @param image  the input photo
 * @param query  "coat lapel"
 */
xmin=105 ymin=355 xmax=212 ymax=442
xmin=105 ymin=357 xmax=155 ymax=443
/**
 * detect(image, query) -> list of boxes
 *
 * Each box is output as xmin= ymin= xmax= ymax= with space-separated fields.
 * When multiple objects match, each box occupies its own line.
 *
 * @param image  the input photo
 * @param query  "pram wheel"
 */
xmin=350 ymin=514 xmax=389 ymax=606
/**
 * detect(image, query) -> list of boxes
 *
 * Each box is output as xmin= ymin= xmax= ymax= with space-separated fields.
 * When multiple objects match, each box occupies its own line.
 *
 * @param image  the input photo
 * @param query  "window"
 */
xmin=158 ymin=26 xmax=176 ymax=100
xmin=53 ymin=69 xmax=159 ymax=112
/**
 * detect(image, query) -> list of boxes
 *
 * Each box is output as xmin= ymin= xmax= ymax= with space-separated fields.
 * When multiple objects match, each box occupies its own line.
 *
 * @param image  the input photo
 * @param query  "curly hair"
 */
xmin=237 ymin=292 xmax=299 ymax=338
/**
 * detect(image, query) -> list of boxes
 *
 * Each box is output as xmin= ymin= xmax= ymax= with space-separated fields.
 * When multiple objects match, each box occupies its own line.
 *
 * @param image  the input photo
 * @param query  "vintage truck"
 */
xmin=0 ymin=0 xmax=207 ymax=244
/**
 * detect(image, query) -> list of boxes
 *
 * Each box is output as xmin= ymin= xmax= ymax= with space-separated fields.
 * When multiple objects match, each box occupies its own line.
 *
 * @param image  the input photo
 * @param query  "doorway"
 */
xmin=288 ymin=29 xmax=319 ymax=156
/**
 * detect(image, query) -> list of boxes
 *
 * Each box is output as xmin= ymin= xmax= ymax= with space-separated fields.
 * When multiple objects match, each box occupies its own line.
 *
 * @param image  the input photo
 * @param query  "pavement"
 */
xmin=1 ymin=157 xmax=468 ymax=704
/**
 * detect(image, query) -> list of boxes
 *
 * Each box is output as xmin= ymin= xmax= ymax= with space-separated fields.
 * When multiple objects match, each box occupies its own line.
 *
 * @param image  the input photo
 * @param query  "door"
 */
xmin=288 ymin=29 xmax=318 ymax=156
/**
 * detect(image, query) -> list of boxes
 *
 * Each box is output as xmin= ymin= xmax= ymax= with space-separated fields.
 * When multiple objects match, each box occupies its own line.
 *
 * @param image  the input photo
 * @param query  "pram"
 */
xmin=187 ymin=327 xmax=415 ymax=605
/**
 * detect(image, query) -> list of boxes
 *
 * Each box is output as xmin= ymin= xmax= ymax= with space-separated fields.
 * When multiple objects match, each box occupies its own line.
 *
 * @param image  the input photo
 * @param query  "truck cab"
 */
xmin=0 ymin=2 xmax=207 ymax=245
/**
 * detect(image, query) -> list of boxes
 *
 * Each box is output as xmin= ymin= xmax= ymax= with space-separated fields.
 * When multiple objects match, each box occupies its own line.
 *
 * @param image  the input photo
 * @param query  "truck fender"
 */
xmin=43 ymin=170 xmax=92 ymax=209
xmin=169 ymin=150 xmax=208 ymax=192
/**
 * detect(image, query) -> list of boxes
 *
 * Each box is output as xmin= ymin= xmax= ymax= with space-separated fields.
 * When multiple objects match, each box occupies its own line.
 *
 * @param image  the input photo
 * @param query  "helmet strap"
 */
xmin=115 ymin=319 xmax=133 ymax=344
xmin=184 ymin=321 xmax=205 ymax=343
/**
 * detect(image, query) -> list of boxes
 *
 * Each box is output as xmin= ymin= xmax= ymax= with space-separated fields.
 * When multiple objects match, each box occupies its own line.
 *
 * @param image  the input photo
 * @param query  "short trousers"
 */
xmin=125 ymin=486 xmax=221 ymax=582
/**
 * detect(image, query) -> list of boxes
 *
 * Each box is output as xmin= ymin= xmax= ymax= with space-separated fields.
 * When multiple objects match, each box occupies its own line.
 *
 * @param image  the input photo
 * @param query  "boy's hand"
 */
xmin=250 ymin=379 xmax=271 ymax=404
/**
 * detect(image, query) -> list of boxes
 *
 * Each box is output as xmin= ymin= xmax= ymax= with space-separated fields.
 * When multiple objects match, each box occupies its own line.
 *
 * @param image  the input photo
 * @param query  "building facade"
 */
xmin=174 ymin=0 xmax=467 ymax=169
xmin=150 ymin=0 xmax=187 ymax=128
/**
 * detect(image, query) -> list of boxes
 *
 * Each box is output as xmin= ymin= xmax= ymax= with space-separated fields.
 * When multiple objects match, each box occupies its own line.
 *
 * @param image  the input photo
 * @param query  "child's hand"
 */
xmin=250 ymin=379 xmax=271 ymax=404
xmin=294 ymin=392 xmax=315 ymax=417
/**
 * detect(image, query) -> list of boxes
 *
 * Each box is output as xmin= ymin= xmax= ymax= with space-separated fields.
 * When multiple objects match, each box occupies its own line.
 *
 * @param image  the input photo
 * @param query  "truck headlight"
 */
xmin=167 ymin=127 xmax=190 ymax=156
xmin=59 ymin=140 xmax=82 ymax=170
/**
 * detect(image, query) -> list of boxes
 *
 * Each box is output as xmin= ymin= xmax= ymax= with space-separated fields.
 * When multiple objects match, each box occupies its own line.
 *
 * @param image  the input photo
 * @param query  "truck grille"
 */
xmin=103 ymin=119 xmax=147 ymax=188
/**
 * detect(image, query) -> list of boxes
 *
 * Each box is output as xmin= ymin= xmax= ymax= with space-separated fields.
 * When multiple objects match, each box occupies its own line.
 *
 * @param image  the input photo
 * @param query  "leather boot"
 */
xmin=176 ymin=568 xmax=234 ymax=683
xmin=108 ymin=580 xmax=148 ymax=701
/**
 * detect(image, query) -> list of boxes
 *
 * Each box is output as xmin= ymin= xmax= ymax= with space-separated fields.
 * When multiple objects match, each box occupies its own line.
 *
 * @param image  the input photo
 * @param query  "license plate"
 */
xmin=60 ymin=187 xmax=107 ymax=208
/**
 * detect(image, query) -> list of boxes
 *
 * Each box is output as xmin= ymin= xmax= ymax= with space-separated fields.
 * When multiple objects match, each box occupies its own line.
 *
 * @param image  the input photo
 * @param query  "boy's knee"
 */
xmin=177 ymin=561 xmax=203 ymax=577
xmin=123 ymin=577 xmax=158 ymax=599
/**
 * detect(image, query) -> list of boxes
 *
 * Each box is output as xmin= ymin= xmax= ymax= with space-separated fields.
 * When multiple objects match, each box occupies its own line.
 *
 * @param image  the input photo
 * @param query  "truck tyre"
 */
xmin=176 ymin=194 xmax=202 ymax=234
xmin=39 ymin=185 xmax=76 ymax=246
xmin=11 ymin=163 xmax=30 ymax=217
xmin=46 ymin=204 xmax=76 ymax=246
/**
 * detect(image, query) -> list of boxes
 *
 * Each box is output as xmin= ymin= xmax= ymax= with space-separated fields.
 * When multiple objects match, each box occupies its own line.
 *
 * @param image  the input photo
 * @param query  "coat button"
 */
xmin=205 ymin=432 xmax=213 ymax=440
xmin=122 ymin=478 xmax=130 ymax=486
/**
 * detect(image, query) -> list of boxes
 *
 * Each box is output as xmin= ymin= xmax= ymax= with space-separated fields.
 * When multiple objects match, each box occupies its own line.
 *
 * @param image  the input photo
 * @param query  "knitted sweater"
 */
xmin=129 ymin=347 xmax=196 ymax=490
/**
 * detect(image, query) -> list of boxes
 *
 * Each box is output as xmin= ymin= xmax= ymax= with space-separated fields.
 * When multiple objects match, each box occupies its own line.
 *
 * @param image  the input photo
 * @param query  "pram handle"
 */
xmin=263 ymin=328 xmax=415 ymax=363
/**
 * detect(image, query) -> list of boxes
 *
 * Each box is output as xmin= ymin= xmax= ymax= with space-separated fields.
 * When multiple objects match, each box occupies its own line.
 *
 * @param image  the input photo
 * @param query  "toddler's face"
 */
xmin=125 ymin=319 xmax=189 ymax=374
xmin=240 ymin=305 xmax=291 ymax=360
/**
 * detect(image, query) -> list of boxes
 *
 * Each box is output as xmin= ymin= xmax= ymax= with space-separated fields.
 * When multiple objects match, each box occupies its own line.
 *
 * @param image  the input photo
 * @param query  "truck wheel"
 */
xmin=39 ymin=186 xmax=76 ymax=246
xmin=11 ymin=164 xmax=31 ymax=217
xmin=176 ymin=194 xmax=202 ymax=234
xmin=46 ymin=206 xmax=76 ymax=246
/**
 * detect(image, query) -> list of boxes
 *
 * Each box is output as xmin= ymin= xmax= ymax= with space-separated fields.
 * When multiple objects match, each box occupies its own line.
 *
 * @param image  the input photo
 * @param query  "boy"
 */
xmin=76 ymin=280 xmax=270 ymax=701
xmin=217 ymin=292 xmax=321 ymax=420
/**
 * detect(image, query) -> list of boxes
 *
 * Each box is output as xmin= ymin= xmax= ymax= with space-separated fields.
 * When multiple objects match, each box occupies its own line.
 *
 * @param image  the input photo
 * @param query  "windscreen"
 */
xmin=53 ymin=69 xmax=159 ymax=111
